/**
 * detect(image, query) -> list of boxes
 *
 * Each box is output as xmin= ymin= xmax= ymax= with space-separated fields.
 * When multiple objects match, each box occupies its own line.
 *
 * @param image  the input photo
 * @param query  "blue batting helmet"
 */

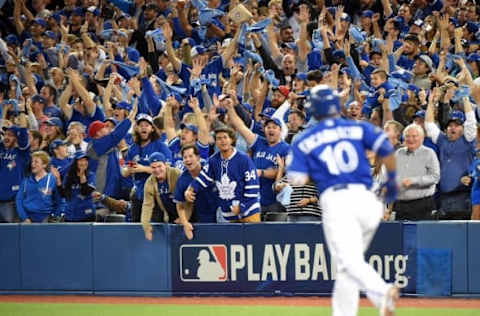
xmin=306 ymin=85 xmax=341 ymax=119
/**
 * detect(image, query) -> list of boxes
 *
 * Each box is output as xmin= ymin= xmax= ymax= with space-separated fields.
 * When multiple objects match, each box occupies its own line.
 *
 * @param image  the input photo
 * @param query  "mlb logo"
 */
xmin=180 ymin=244 xmax=228 ymax=282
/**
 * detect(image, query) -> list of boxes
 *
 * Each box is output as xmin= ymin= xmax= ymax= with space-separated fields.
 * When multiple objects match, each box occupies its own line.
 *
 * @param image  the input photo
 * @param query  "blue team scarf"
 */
xmin=154 ymin=75 xmax=187 ymax=99
xmin=111 ymin=61 xmax=139 ymax=80
xmin=146 ymin=28 xmax=166 ymax=51
xmin=349 ymin=25 xmax=365 ymax=43
xmin=8 ymin=75 xmax=22 ymax=100
xmin=260 ymin=68 xmax=280 ymax=88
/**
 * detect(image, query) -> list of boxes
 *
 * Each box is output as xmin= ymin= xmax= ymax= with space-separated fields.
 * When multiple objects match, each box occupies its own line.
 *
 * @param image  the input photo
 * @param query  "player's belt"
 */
xmin=331 ymin=183 xmax=366 ymax=191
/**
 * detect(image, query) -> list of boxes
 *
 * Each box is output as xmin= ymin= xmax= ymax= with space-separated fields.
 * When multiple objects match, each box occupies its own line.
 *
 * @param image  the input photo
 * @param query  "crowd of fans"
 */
xmin=0 ymin=0 xmax=480 ymax=238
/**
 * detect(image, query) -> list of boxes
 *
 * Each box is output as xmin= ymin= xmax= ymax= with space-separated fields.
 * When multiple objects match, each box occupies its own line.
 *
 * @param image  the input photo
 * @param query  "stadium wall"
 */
xmin=0 ymin=222 xmax=479 ymax=297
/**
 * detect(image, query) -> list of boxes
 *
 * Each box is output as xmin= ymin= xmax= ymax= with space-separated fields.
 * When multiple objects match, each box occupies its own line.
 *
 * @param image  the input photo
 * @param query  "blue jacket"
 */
xmin=16 ymin=172 xmax=65 ymax=222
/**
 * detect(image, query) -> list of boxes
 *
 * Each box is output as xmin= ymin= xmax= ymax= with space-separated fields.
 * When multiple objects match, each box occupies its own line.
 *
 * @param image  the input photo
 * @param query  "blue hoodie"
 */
xmin=64 ymin=171 xmax=96 ymax=221
xmin=16 ymin=172 xmax=65 ymax=222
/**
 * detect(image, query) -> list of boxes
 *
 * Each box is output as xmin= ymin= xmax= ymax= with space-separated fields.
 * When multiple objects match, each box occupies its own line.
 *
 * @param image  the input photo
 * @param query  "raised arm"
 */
xmin=69 ymin=69 xmax=96 ymax=116
xmin=58 ymin=81 xmax=74 ymax=120
xmin=163 ymin=22 xmax=182 ymax=73
xmin=163 ymin=98 xmax=177 ymax=143
xmin=189 ymin=97 xmax=209 ymax=145
xmin=224 ymin=93 xmax=257 ymax=146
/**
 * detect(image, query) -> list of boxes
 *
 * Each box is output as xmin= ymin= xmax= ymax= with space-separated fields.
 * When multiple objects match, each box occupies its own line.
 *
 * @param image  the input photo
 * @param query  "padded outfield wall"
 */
xmin=0 ymin=222 xmax=478 ymax=296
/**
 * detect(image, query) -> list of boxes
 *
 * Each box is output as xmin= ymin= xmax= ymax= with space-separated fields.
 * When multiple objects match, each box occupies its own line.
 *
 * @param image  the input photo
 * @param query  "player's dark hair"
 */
xmin=307 ymin=70 xmax=323 ymax=83
xmin=181 ymin=144 xmax=200 ymax=157
xmin=214 ymin=127 xmax=237 ymax=146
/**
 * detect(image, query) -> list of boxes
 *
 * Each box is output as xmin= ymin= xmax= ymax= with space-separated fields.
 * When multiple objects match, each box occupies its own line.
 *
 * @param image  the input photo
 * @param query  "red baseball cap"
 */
xmin=88 ymin=120 xmax=106 ymax=138
xmin=274 ymin=85 xmax=290 ymax=98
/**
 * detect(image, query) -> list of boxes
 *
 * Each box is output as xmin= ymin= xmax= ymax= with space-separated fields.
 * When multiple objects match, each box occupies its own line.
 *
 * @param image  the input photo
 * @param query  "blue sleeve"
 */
xmin=15 ymin=180 xmax=27 ymax=221
xmin=361 ymin=122 xmax=394 ymax=157
xmin=178 ymin=63 xmax=192 ymax=88
xmin=106 ymin=0 xmax=133 ymax=13
xmin=239 ymin=157 xmax=260 ymax=215
xmin=93 ymin=119 xmax=132 ymax=156
xmin=191 ymin=160 xmax=215 ymax=192
xmin=140 ymin=77 xmax=162 ymax=116
xmin=346 ymin=56 xmax=362 ymax=81
xmin=172 ymin=17 xmax=187 ymax=39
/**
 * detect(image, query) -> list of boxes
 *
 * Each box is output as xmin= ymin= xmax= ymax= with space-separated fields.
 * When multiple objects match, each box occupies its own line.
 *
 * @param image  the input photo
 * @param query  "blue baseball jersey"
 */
xmin=0 ymin=128 xmax=30 ymax=201
xmin=64 ymin=171 xmax=96 ymax=221
xmin=287 ymin=118 xmax=394 ymax=194
xmin=168 ymin=137 xmax=210 ymax=171
xmin=470 ymin=159 xmax=480 ymax=205
xmin=250 ymin=136 xmax=290 ymax=206
xmin=126 ymin=139 xmax=173 ymax=200
xmin=190 ymin=149 xmax=260 ymax=221
xmin=174 ymin=162 xmax=217 ymax=223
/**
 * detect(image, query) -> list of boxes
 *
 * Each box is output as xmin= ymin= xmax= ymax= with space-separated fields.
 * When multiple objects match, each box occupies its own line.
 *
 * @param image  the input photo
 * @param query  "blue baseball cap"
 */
xmin=50 ymin=139 xmax=67 ymax=152
xmin=413 ymin=110 xmax=425 ymax=120
xmin=340 ymin=13 xmax=351 ymax=23
xmin=149 ymin=152 xmax=166 ymax=164
xmin=362 ymin=10 xmax=374 ymax=18
xmin=6 ymin=35 xmax=19 ymax=45
xmin=260 ymin=107 xmax=276 ymax=118
xmin=71 ymin=7 xmax=84 ymax=17
xmin=6 ymin=126 xmax=21 ymax=137
xmin=104 ymin=117 xmax=118 ymax=126
xmin=74 ymin=150 xmax=88 ymax=160
xmin=45 ymin=117 xmax=64 ymax=129
xmin=87 ymin=6 xmax=100 ymax=16
xmin=448 ymin=111 xmax=465 ymax=125
xmin=33 ymin=18 xmax=47 ymax=28
xmin=50 ymin=13 xmax=62 ymax=24
xmin=136 ymin=113 xmax=153 ymax=125
xmin=45 ymin=31 xmax=57 ymax=40
xmin=296 ymin=72 xmax=308 ymax=81
xmin=32 ymin=94 xmax=46 ymax=104
xmin=265 ymin=117 xmax=282 ymax=127
xmin=115 ymin=101 xmax=131 ymax=111
xmin=281 ymin=42 xmax=298 ymax=51
xmin=332 ymin=49 xmax=346 ymax=60
xmin=180 ymin=123 xmax=198 ymax=134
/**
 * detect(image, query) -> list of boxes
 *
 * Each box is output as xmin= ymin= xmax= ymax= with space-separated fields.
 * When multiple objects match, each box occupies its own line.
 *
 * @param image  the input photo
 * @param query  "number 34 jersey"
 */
xmin=287 ymin=118 xmax=394 ymax=194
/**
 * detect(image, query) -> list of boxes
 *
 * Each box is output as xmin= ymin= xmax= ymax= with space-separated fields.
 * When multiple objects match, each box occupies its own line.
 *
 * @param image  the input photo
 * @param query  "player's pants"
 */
xmin=320 ymin=184 xmax=390 ymax=316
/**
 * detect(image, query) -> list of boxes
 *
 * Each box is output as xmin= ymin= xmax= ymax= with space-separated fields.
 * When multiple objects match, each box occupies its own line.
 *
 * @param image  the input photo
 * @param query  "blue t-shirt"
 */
xmin=174 ymin=162 xmax=217 ymax=223
xmin=288 ymin=118 xmax=394 ymax=194
xmin=126 ymin=139 xmax=172 ymax=200
xmin=158 ymin=180 xmax=177 ymax=221
xmin=250 ymin=136 xmax=290 ymax=206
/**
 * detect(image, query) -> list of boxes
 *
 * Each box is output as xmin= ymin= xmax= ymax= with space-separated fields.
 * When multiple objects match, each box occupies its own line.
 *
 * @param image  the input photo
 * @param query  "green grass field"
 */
xmin=0 ymin=303 xmax=479 ymax=316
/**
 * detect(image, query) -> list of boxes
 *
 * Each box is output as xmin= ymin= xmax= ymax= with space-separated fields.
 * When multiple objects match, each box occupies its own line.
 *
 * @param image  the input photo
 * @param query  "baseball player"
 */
xmin=287 ymin=85 xmax=399 ymax=316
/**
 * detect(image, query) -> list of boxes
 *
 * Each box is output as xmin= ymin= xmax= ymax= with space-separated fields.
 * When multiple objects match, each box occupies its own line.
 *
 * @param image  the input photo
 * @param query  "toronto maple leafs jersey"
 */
xmin=190 ymin=149 xmax=260 ymax=221
xmin=0 ymin=128 xmax=30 ymax=201
xmin=287 ymin=118 xmax=394 ymax=194
xmin=250 ymin=136 xmax=290 ymax=206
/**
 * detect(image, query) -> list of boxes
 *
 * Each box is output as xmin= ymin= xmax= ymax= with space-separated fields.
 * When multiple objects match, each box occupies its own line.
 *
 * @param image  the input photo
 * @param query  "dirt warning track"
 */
xmin=1 ymin=295 xmax=479 ymax=309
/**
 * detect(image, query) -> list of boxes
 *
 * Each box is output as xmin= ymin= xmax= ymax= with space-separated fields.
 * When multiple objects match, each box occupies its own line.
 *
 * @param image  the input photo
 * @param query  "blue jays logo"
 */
xmin=180 ymin=245 xmax=227 ymax=282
